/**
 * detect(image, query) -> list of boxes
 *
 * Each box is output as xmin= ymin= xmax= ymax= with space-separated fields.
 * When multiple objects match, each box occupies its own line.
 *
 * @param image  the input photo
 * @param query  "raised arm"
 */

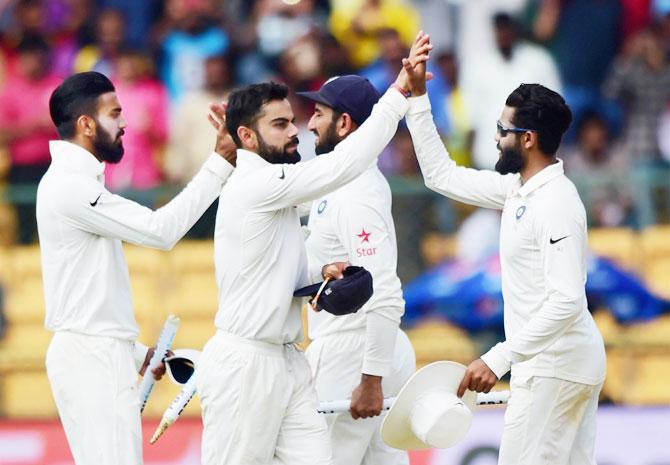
xmin=399 ymin=37 xmax=517 ymax=209
xmin=406 ymin=96 xmax=517 ymax=209
xmin=249 ymin=33 xmax=433 ymax=211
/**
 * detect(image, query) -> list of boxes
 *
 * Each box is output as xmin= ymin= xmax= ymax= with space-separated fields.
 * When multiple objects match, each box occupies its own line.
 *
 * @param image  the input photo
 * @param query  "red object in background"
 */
xmin=621 ymin=0 xmax=652 ymax=39
xmin=0 ymin=419 xmax=433 ymax=465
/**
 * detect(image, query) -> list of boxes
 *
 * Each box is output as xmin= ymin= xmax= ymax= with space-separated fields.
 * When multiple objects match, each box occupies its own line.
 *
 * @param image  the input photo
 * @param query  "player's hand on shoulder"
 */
xmin=209 ymin=101 xmax=237 ymax=167
xmin=457 ymin=358 xmax=497 ymax=397
xmin=350 ymin=374 xmax=384 ymax=420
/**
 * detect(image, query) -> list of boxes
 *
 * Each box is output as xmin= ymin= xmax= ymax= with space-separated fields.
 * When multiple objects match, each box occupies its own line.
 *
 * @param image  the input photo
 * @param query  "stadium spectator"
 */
xmin=361 ymin=27 xmax=450 ymax=135
xmin=329 ymin=0 xmax=419 ymax=68
xmin=164 ymin=53 xmax=232 ymax=237
xmin=320 ymin=32 xmax=356 ymax=78
xmin=457 ymin=0 xmax=527 ymax=64
xmin=603 ymin=27 xmax=670 ymax=161
xmin=437 ymin=50 xmax=473 ymax=167
xmin=104 ymin=49 xmax=168 ymax=194
xmin=155 ymin=0 xmax=229 ymax=101
xmin=526 ymin=0 xmax=623 ymax=141
xmin=0 ymin=35 xmax=61 ymax=244
xmin=461 ymin=12 xmax=561 ymax=169
xmin=46 ymin=0 xmax=92 ymax=76
xmin=413 ymin=0 xmax=458 ymax=53
xmin=562 ymin=112 xmax=635 ymax=227
xmin=73 ymin=8 xmax=126 ymax=76
xmin=255 ymin=0 xmax=316 ymax=60
xmin=97 ymin=0 xmax=161 ymax=48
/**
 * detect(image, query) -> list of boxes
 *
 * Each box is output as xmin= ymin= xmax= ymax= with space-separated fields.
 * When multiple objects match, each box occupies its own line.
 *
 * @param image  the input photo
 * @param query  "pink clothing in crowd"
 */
xmin=104 ymin=79 xmax=169 ymax=191
xmin=0 ymin=73 xmax=62 ymax=166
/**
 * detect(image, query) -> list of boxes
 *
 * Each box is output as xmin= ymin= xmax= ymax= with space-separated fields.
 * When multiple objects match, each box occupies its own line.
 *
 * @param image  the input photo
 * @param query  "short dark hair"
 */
xmin=505 ymin=83 xmax=572 ymax=155
xmin=493 ymin=12 xmax=517 ymax=30
xmin=225 ymin=82 xmax=289 ymax=147
xmin=17 ymin=34 xmax=50 ymax=54
xmin=49 ymin=72 xmax=116 ymax=139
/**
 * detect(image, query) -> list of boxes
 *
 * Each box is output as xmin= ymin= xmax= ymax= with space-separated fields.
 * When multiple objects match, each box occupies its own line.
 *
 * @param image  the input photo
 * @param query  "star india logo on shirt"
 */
xmin=356 ymin=228 xmax=376 ymax=257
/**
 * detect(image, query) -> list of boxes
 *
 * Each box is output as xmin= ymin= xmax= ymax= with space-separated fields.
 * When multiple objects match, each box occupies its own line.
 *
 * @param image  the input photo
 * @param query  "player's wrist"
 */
xmin=391 ymin=82 xmax=411 ymax=98
xmin=361 ymin=373 xmax=383 ymax=385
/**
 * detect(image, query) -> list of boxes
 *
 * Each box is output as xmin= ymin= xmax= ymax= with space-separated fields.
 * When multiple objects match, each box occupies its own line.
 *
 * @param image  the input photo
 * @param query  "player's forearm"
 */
xmin=136 ymin=154 xmax=232 ymax=249
xmin=133 ymin=341 xmax=150 ymax=373
xmin=362 ymin=312 xmax=399 ymax=377
xmin=406 ymin=95 xmax=510 ymax=210
xmin=481 ymin=298 xmax=583 ymax=378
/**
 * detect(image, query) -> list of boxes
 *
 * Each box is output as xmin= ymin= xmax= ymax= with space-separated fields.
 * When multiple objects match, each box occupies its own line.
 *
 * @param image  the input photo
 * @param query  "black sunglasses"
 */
xmin=496 ymin=121 xmax=538 ymax=137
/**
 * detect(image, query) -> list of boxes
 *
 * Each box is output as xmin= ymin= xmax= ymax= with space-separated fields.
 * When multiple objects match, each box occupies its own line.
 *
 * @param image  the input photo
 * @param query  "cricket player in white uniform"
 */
xmin=195 ymin=34 xmax=432 ymax=465
xmin=37 ymin=71 xmax=236 ymax=465
xmin=297 ymin=76 xmax=416 ymax=465
xmin=403 ymin=46 xmax=606 ymax=464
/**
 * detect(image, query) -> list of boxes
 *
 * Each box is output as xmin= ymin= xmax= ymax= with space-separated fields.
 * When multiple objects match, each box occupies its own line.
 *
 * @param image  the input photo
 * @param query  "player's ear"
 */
xmin=523 ymin=130 xmax=537 ymax=150
xmin=77 ymin=115 xmax=96 ymax=139
xmin=237 ymin=126 xmax=258 ymax=151
xmin=337 ymin=113 xmax=357 ymax=138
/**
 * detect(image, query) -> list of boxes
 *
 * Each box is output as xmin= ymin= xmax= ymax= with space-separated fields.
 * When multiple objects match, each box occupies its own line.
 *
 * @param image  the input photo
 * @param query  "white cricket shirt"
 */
xmin=37 ymin=140 xmax=233 ymax=343
xmin=213 ymin=89 xmax=409 ymax=345
xmin=305 ymin=164 xmax=405 ymax=376
xmin=406 ymin=95 xmax=606 ymax=385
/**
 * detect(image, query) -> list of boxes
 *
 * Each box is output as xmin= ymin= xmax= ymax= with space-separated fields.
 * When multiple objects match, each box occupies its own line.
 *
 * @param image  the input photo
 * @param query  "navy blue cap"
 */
xmin=297 ymin=75 xmax=381 ymax=126
xmin=294 ymin=266 xmax=373 ymax=316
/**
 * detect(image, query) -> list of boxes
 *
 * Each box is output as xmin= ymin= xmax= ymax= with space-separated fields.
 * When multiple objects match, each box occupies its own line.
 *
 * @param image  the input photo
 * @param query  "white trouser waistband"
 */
xmin=214 ymin=329 xmax=295 ymax=357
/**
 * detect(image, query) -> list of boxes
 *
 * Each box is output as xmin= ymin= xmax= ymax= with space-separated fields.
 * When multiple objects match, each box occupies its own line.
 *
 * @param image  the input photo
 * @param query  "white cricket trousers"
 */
xmin=498 ymin=375 xmax=603 ymax=465
xmin=196 ymin=330 xmax=333 ymax=465
xmin=45 ymin=331 xmax=142 ymax=465
xmin=305 ymin=329 xmax=416 ymax=465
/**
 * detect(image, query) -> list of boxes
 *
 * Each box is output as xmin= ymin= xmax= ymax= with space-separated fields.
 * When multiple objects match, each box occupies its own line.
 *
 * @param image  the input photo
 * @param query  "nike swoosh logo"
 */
xmin=89 ymin=193 xmax=102 ymax=207
xmin=549 ymin=235 xmax=569 ymax=244
xmin=279 ymin=167 xmax=285 ymax=180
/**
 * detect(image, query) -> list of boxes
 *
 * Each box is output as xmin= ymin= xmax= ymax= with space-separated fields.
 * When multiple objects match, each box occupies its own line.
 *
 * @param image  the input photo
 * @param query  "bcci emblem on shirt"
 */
xmin=356 ymin=228 xmax=377 ymax=257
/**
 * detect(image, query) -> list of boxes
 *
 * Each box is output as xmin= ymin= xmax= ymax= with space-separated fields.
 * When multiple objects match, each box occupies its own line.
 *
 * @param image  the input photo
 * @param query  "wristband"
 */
xmin=391 ymin=83 xmax=411 ymax=98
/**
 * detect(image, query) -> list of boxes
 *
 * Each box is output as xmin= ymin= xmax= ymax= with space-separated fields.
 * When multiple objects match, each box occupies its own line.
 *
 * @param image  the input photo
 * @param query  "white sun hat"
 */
xmin=381 ymin=361 xmax=477 ymax=450
xmin=164 ymin=348 xmax=201 ymax=386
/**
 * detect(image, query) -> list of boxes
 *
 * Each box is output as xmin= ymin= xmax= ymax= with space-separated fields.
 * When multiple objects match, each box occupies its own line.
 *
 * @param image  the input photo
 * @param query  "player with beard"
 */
xmin=36 ymin=71 xmax=236 ymax=465
xmin=403 ymin=58 xmax=606 ymax=465
xmin=293 ymin=75 xmax=416 ymax=465
xmin=197 ymin=31 xmax=431 ymax=465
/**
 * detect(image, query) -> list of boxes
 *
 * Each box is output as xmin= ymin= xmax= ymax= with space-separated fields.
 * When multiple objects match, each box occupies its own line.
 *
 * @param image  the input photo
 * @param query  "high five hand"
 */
xmin=209 ymin=101 xmax=237 ymax=167
xmin=394 ymin=31 xmax=433 ymax=97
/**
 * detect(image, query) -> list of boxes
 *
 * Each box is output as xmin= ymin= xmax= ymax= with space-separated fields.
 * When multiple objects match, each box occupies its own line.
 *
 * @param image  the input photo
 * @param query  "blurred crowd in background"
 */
xmin=0 ymin=0 xmax=669 ymax=276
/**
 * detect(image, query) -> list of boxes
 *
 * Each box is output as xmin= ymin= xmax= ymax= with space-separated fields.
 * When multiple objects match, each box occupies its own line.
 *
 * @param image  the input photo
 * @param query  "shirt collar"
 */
xmin=517 ymin=159 xmax=564 ymax=197
xmin=235 ymin=148 xmax=272 ymax=171
xmin=49 ymin=140 xmax=105 ymax=179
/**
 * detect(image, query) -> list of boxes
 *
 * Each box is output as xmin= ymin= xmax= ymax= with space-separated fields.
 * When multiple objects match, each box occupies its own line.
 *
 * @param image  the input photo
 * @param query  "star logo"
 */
xmin=357 ymin=228 xmax=371 ymax=243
